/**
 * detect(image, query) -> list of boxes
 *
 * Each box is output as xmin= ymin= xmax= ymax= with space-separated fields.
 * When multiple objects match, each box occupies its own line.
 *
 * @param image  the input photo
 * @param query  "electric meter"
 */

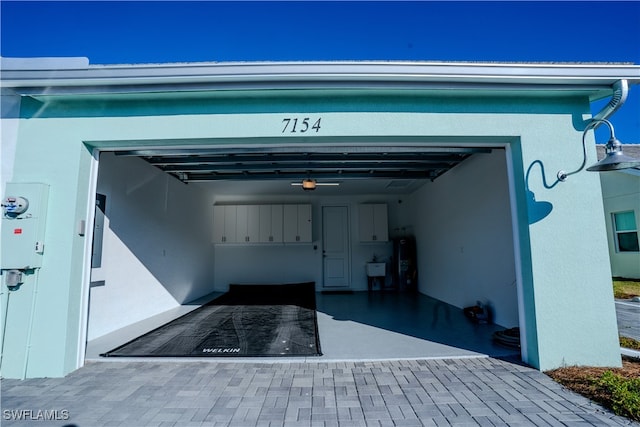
xmin=2 ymin=196 xmax=29 ymax=217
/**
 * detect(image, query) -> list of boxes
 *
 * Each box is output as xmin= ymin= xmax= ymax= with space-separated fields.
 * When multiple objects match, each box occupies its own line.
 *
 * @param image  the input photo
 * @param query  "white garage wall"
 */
xmin=213 ymin=244 xmax=321 ymax=287
xmin=88 ymin=153 xmax=215 ymax=340
xmin=408 ymin=150 xmax=518 ymax=328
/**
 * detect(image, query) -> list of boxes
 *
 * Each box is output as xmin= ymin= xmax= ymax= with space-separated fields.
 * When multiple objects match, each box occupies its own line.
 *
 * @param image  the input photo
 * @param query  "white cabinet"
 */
xmin=283 ymin=204 xmax=312 ymax=243
xmin=358 ymin=203 xmax=388 ymax=242
xmin=236 ymin=205 xmax=260 ymax=243
xmin=259 ymin=204 xmax=283 ymax=243
xmin=213 ymin=205 xmax=237 ymax=243
xmin=214 ymin=204 xmax=309 ymax=244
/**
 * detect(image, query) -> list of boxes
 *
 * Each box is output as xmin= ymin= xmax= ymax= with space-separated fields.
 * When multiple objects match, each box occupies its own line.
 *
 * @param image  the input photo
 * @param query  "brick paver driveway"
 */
xmin=2 ymin=357 xmax=638 ymax=426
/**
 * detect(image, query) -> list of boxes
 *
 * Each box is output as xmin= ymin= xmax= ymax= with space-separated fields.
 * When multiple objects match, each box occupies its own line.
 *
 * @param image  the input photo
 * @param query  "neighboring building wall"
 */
xmin=599 ymin=170 xmax=640 ymax=279
xmin=409 ymin=150 xmax=518 ymax=328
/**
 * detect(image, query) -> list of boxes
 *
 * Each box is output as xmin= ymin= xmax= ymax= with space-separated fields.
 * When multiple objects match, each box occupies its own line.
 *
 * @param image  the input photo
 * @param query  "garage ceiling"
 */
xmin=117 ymin=146 xmax=491 ymax=191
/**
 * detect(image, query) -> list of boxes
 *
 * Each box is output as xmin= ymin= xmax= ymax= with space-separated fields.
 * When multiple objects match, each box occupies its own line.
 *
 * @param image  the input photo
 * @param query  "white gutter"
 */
xmin=1 ymin=58 xmax=639 ymax=95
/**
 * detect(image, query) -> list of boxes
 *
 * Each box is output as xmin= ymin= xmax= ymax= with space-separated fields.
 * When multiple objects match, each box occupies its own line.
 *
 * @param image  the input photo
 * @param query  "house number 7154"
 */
xmin=281 ymin=117 xmax=322 ymax=133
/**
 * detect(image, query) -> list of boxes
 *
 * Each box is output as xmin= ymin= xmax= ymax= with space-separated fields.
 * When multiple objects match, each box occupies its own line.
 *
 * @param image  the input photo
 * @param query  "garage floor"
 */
xmin=86 ymin=291 xmax=519 ymax=362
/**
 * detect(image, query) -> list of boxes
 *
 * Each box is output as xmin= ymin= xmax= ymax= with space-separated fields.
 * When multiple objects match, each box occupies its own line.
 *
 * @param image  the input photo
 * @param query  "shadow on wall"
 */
xmin=95 ymin=153 xmax=215 ymax=303
xmin=525 ymin=160 xmax=556 ymax=224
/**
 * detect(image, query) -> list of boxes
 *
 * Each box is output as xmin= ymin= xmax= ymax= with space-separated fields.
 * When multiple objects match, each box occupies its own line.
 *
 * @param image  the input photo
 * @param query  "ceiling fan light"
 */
xmin=302 ymin=179 xmax=316 ymax=190
xmin=290 ymin=180 xmax=340 ymax=189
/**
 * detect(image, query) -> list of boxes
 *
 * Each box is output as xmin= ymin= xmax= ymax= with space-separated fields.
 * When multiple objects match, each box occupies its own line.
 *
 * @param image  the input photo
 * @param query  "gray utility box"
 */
xmin=1 ymin=183 xmax=49 ymax=270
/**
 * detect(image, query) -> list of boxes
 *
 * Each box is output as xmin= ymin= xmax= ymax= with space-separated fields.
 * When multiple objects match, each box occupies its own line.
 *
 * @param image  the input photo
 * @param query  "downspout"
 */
xmin=592 ymin=79 xmax=628 ymax=124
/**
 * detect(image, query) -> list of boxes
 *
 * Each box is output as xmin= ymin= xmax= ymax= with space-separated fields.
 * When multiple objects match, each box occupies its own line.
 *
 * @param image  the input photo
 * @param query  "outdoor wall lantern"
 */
xmin=557 ymin=118 xmax=640 ymax=182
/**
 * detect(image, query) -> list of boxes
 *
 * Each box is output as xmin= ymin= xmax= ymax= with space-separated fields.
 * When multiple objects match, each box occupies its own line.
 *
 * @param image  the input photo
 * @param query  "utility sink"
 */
xmin=366 ymin=262 xmax=386 ymax=277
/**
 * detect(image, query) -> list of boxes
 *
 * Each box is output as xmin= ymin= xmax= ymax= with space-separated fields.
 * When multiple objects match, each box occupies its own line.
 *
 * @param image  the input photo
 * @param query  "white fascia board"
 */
xmin=1 ymin=59 xmax=639 ymax=95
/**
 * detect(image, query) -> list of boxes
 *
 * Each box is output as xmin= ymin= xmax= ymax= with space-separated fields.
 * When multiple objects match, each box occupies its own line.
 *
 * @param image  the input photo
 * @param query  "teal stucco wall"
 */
xmin=0 ymin=90 xmax=621 ymax=377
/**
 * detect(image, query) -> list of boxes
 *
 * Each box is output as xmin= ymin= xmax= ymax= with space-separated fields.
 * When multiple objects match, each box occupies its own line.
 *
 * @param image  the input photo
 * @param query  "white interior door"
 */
xmin=322 ymin=206 xmax=350 ymax=288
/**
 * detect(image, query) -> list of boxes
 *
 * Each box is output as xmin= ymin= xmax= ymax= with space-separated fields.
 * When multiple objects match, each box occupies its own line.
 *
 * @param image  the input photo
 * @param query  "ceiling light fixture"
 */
xmin=557 ymin=118 xmax=640 ymax=182
xmin=290 ymin=179 xmax=340 ymax=191
xmin=302 ymin=178 xmax=316 ymax=191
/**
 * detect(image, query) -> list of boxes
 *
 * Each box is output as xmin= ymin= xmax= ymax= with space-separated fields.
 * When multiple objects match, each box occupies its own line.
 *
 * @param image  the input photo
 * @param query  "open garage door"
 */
xmin=85 ymin=143 xmax=521 ymax=362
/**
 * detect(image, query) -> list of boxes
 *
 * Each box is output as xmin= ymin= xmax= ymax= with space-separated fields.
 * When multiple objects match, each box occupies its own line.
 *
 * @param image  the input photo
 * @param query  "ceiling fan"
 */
xmin=290 ymin=179 xmax=340 ymax=191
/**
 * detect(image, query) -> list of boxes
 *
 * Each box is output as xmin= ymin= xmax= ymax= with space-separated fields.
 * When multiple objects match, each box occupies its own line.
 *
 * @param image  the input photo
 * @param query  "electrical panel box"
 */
xmin=91 ymin=193 xmax=106 ymax=268
xmin=1 ymin=183 xmax=49 ymax=269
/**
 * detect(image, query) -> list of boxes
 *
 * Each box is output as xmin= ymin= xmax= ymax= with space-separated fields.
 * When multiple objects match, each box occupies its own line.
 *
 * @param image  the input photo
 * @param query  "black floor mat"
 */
xmin=101 ymin=282 xmax=322 ymax=357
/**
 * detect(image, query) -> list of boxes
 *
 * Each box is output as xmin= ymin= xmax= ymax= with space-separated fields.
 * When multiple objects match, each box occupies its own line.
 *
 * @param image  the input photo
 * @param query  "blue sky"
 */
xmin=1 ymin=1 xmax=639 ymax=142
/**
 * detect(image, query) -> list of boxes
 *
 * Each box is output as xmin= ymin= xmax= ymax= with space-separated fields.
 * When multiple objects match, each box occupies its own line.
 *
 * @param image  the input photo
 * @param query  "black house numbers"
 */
xmin=281 ymin=117 xmax=322 ymax=133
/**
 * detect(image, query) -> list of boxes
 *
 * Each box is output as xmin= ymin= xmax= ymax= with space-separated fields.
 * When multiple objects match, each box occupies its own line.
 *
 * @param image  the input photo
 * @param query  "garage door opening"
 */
xmin=84 ymin=143 xmax=522 ymax=362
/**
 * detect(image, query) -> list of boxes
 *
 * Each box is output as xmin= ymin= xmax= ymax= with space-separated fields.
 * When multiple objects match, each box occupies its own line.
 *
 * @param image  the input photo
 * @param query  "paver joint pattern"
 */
xmin=1 ymin=357 xmax=638 ymax=426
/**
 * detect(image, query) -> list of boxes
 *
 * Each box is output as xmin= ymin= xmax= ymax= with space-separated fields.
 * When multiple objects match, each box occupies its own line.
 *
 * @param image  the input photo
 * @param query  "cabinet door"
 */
xmin=259 ymin=205 xmax=272 ymax=243
xmin=297 ymin=204 xmax=312 ymax=242
xmin=223 ymin=206 xmax=237 ymax=243
xmin=213 ymin=205 xmax=237 ymax=243
xmin=372 ymin=204 xmax=389 ymax=241
xmin=358 ymin=204 xmax=375 ymax=241
xmin=283 ymin=205 xmax=298 ymax=242
xmin=260 ymin=204 xmax=284 ymax=243
xmin=358 ymin=204 xmax=388 ymax=242
xmin=236 ymin=205 xmax=249 ymax=242
xmin=270 ymin=205 xmax=283 ymax=243
xmin=283 ymin=204 xmax=312 ymax=243
xmin=235 ymin=205 xmax=260 ymax=243
xmin=213 ymin=205 xmax=225 ymax=243
xmin=246 ymin=205 xmax=260 ymax=242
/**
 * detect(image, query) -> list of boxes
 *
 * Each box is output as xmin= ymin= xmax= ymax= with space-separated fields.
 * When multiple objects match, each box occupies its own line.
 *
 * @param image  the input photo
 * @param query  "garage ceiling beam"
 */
xmin=158 ymin=161 xmax=462 ymax=173
xmin=115 ymin=146 xmax=492 ymax=183
xmin=182 ymin=169 xmax=446 ymax=182
xmin=140 ymin=152 xmax=478 ymax=166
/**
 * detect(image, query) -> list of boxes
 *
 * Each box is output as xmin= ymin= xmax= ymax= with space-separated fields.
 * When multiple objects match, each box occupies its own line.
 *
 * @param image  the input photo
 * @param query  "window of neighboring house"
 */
xmin=612 ymin=211 xmax=640 ymax=252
